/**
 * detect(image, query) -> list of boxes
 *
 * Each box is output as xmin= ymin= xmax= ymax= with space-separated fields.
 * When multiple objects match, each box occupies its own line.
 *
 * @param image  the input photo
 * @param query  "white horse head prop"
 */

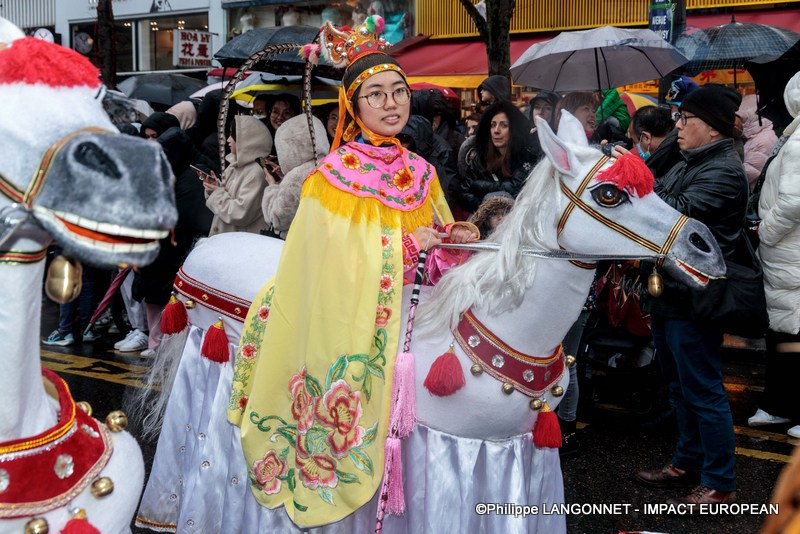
xmin=0 ymin=18 xmax=177 ymax=533
xmin=135 ymin=111 xmax=724 ymax=533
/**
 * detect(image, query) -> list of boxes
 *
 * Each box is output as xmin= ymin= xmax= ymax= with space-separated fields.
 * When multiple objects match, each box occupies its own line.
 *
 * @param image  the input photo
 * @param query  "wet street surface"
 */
xmin=38 ymin=300 xmax=795 ymax=534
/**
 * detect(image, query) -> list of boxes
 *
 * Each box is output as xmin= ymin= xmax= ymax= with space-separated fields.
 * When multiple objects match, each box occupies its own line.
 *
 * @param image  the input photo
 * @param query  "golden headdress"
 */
xmin=309 ymin=15 xmax=408 ymax=150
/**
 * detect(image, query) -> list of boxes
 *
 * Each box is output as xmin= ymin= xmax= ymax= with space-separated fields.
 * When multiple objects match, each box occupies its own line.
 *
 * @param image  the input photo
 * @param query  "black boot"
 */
xmin=559 ymin=418 xmax=578 ymax=458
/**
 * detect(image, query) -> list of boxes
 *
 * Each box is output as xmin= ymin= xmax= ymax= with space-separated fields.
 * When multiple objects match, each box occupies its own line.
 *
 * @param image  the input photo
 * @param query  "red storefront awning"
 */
xmin=394 ymin=7 xmax=800 ymax=88
xmin=394 ymin=35 xmax=551 ymax=87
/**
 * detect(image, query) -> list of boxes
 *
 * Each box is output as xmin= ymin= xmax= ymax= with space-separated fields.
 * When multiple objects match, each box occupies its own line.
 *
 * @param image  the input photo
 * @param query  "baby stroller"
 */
xmin=576 ymin=262 xmax=671 ymax=424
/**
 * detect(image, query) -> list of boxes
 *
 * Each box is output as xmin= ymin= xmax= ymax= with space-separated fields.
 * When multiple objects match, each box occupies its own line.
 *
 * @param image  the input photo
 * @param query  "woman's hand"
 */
xmin=202 ymin=170 xmax=220 ymax=193
xmin=413 ymin=226 xmax=442 ymax=251
xmin=449 ymin=224 xmax=479 ymax=244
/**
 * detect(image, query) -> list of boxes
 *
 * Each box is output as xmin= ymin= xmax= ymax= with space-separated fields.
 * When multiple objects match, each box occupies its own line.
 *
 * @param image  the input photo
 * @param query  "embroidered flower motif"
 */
xmin=378 ymin=189 xmax=387 ymax=198
xmin=54 ymin=454 xmax=74 ymax=479
xmin=381 ymin=234 xmax=391 ymax=248
xmin=351 ymin=182 xmax=362 ymax=192
xmin=237 ymin=394 xmax=249 ymax=411
xmin=289 ymin=368 xmax=317 ymax=434
xmin=393 ymin=168 xmax=413 ymax=191
xmin=375 ymin=305 xmax=392 ymax=327
xmin=296 ymin=450 xmax=339 ymax=489
xmin=341 ymin=152 xmax=361 ymax=169
xmin=241 ymin=343 xmax=257 ymax=360
xmin=379 ymin=274 xmax=394 ymax=293
xmin=252 ymin=450 xmax=287 ymax=495
xmin=314 ymin=379 xmax=366 ymax=458
xmin=404 ymin=194 xmax=417 ymax=205
xmin=257 ymin=306 xmax=270 ymax=322
xmin=323 ymin=163 xmax=334 ymax=170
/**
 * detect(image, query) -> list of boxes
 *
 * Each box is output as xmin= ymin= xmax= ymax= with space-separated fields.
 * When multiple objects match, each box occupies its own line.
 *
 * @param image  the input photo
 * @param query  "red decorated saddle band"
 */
xmin=455 ymin=309 xmax=565 ymax=397
xmin=0 ymin=369 xmax=113 ymax=518
xmin=174 ymin=267 xmax=251 ymax=323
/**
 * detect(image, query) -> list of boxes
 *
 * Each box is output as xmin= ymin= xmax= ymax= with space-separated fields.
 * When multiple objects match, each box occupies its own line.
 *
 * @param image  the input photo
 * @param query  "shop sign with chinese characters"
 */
xmin=173 ymin=29 xmax=212 ymax=67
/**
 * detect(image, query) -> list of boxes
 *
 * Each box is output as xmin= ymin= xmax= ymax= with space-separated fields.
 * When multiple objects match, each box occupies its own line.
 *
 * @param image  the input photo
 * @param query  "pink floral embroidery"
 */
xmin=381 ymin=234 xmax=391 ymax=248
xmin=296 ymin=450 xmax=338 ymax=489
xmin=241 ymin=343 xmax=257 ymax=360
xmin=253 ymin=450 xmax=287 ymax=495
xmin=257 ymin=306 xmax=270 ymax=321
xmin=379 ymin=274 xmax=394 ymax=293
xmin=289 ymin=368 xmax=317 ymax=434
xmin=375 ymin=305 xmax=392 ymax=327
xmin=314 ymin=380 xmax=366 ymax=458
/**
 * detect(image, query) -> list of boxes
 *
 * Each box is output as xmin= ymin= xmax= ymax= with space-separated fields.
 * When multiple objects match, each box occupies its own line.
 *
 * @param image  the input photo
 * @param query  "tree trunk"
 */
xmin=458 ymin=0 xmax=515 ymax=77
xmin=96 ymin=0 xmax=116 ymax=87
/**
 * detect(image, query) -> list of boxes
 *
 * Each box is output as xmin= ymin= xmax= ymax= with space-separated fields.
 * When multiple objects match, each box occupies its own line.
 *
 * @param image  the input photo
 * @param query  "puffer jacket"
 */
xmin=206 ymin=115 xmax=272 ymax=236
xmin=261 ymin=114 xmax=330 ymax=239
xmin=739 ymin=94 xmax=779 ymax=190
xmin=643 ymin=138 xmax=749 ymax=318
xmin=757 ymin=72 xmax=800 ymax=334
xmin=454 ymin=135 xmax=537 ymax=213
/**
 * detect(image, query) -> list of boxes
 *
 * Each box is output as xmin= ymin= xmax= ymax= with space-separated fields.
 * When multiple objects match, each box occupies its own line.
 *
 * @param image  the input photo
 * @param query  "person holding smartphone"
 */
xmin=204 ymin=115 xmax=272 ymax=236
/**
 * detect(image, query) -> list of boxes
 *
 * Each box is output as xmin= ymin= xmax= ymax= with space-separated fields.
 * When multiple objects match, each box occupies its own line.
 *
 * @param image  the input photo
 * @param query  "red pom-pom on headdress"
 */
xmin=0 ymin=37 xmax=100 ymax=88
xmin=595 ymin=153 xmax=654 ymax=198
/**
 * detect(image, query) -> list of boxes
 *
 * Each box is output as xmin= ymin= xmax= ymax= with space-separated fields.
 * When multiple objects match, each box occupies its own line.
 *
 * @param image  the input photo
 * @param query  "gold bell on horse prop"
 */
xmin=648 ymin=267 xmax=663 ymax=297
xmin=45 ymin=255 xmax=82 ymax=304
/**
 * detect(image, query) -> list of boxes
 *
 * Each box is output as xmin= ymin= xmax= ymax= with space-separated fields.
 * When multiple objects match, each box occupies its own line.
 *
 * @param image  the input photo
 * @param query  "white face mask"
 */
xmin=252 ymin=113 xmax=267 ymax=120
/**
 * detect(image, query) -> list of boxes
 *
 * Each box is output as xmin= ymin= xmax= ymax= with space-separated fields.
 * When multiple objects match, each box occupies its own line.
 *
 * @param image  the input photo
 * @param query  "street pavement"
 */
xmin=37 ymin=300 xmax=795 ymax=534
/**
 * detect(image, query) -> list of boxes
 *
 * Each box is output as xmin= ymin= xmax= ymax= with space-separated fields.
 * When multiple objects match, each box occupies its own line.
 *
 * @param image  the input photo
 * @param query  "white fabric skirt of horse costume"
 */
xmin=135 ymin=233 xmax=566 ymax=534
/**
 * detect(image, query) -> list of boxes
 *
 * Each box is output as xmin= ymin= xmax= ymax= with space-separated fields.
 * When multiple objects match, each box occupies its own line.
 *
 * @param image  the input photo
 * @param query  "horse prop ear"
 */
xmin=556 ymin=110 xmax=589 ymax=148
xmin=0 ymin=17 xmax=25 ymax=45
xmin=536 ymin=114 xmax=580 ymax=176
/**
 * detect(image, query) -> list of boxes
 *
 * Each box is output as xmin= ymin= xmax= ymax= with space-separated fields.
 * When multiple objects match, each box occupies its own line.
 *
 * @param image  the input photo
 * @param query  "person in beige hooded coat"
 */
xmin=261 ymin=114 xmax=330 ymax=238
xmin=204 ymin=115 xmax=272 ymax=236
xmin=748 ymin=71 xmax=800 ymax=439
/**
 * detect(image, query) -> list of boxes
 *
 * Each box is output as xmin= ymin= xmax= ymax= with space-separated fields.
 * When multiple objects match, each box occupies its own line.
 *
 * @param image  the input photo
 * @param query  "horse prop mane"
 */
xmin=0 ymin=18 xmax=177 ymax=532
xmin=134 ymin=111 xmax=725 ymax=533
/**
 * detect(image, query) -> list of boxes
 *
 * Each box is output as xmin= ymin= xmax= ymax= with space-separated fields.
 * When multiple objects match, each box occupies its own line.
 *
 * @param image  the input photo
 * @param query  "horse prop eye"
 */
xmin=590 ymin=184 xmax=629 ymax=207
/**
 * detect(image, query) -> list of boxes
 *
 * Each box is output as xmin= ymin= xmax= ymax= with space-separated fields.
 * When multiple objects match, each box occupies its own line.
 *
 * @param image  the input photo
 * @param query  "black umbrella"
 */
xmin=214 ymin=25 xmax=339 ymax=78
xmin=675 ymin=18 xmax=800 ymax=72
xmin=745 ymin=48 xmax=800 ymax=132
xmin=117 ymin=73 xmax=207 ymax=106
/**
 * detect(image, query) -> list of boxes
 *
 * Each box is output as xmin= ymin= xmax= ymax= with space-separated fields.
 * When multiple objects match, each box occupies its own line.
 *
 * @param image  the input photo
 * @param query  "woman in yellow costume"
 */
xmin=227 ymin=16 xmax=478 ymax=528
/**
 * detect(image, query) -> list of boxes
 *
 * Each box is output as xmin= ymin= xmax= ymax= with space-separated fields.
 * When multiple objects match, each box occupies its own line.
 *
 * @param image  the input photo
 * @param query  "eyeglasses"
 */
xmin=677 ymin=113 xmax=701 ymax=126
xmin=358 ymin=87 xmax=411 ymax=109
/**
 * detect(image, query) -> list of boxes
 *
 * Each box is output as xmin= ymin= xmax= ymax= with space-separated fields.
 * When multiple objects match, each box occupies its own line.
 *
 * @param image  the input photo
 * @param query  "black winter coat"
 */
xmin=642 ymin=138 xmax=749 ymax=318
xmin=453 ymin=135 xmax=538 ymax=213
xmin=646 ymin=128 xmax=683 ymax=180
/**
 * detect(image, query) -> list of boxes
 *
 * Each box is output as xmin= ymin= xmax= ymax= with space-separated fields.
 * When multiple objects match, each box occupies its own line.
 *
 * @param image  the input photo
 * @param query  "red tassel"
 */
xmin=161 ymin=293 xmax=188 ymax=335
xmin=60 ymin=509 xmax=101 ymax=534
xmin=201 ymin=319 xmax=230 ymax=363
xmin=533 ymin=402 xmax=562 ymax=448
xmin=423 ymin=344 xmax=465 ymax=396
xmin=382 ymin=436 xmax=405 ymax=515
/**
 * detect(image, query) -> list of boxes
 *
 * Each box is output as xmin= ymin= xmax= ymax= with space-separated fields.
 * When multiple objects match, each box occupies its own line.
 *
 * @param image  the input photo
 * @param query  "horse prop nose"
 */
xmin=689 ymin=231 xmax=711 ymax=253
xmin=73 ymin=141 xmax=122 ymax=180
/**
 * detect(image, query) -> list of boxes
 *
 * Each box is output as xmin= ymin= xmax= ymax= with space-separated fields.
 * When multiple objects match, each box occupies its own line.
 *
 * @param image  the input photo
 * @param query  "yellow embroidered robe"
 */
xmin=227 ymin=141 xmax=452 ymax=527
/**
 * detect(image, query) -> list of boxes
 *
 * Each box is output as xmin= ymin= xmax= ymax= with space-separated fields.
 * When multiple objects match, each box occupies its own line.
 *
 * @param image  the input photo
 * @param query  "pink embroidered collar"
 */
xmin=317 ymin=141 xmax=434 ymax=211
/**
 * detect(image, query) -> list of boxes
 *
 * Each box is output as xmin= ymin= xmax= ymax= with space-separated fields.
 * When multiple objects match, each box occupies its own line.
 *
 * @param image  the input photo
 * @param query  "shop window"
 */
xmin=140 ymin=13 xmax=209 ymax=70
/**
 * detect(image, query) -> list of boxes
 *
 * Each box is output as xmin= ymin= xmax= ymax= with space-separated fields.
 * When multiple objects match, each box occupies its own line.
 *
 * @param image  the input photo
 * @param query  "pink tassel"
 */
xmin=423 ymin=345 xmax=465 ymax=396
xmin=389 ymin=351 xmax=416 ymax=438
xmin=382 ymin=436 xmax=405 ymax=515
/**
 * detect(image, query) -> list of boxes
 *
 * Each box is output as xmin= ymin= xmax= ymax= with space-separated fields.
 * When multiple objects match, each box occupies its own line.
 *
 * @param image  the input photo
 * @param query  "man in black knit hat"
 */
xmin=636 ymin=84 xmax=747 ymax=507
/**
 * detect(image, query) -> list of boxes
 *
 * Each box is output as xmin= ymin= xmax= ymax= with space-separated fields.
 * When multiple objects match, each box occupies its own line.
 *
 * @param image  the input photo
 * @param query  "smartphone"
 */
xmin=190 ymin=165 xmax=212 ymax=181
